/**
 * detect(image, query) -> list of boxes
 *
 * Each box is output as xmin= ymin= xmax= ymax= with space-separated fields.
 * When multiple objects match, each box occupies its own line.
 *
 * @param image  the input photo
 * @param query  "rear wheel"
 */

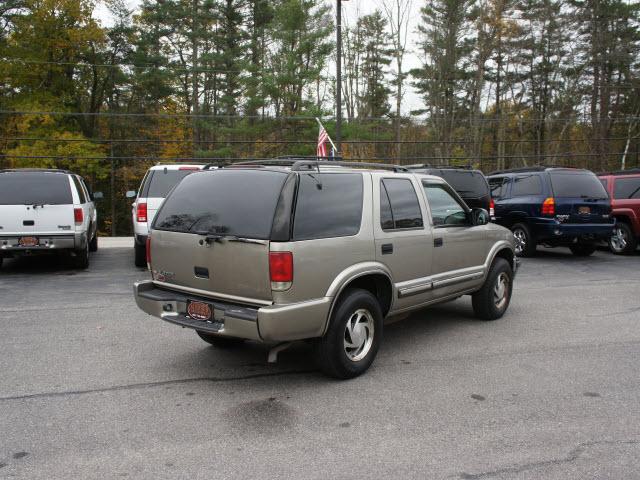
xmin=472 ymin=258 xmax=513 ymax=321
xmin=609 ymin=222 xmax=637 ymax=255
xmin=134 ymin=242 xmax=146 ymax=267
xmin=72 ymin=242 xmax=90 ymax=269
xmin=89 ymin=233 xmax=98 ymax=252
xmin=196 ymin=331 xmax=244 ymax=348
xmin=570 ymin=244 xmax=596 ymax=257
xmin=315 ymin=288 xmax=383 ymax=379
xmin=511 ymin=223 xmax=536 ymax=257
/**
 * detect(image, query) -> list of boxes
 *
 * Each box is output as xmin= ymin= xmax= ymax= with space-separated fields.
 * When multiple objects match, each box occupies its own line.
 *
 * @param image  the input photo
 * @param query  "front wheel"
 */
xmin=570 ymin=244 xmax=596 ymax=257
xmin=609 ymin=223 xmax=637 ymax=255
xmin=314 ymin=288 xmax=383 ymax=379
xmin=472 ymin=258 xmax=513 ymax=321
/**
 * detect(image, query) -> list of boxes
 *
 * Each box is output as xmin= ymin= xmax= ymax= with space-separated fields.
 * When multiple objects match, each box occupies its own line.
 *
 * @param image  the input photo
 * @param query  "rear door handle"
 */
xmin=381 ymin=243 xmax=393 ymax=255
xmin=434 ymin=237 xmax=443 ymax=247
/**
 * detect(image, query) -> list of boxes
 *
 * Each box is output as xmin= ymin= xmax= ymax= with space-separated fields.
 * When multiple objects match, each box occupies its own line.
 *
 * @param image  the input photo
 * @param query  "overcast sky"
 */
xmin=93 ymin=0 xmax=425 ymax=113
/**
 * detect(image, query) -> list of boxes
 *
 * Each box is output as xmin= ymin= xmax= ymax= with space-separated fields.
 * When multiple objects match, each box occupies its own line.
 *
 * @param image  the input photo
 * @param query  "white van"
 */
xmin=0 ymin=169 xmax=99 ymax=269
xmin=127 ymin=164 xmax=205 ymax=267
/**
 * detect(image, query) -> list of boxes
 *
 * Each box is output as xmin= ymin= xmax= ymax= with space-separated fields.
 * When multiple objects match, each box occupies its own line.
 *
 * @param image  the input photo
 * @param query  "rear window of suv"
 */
xmin=549 ymin=171 xmax=608 ymax=198
xmin=0 ymin=172 xmax=72 ymax=205
xmin=432 ymin=170 xmax=489 ymax=198
xmin=153 ymin=170 xmax=287 ymax=239
xmin=143 ymin=169 xmax=197 ymax=198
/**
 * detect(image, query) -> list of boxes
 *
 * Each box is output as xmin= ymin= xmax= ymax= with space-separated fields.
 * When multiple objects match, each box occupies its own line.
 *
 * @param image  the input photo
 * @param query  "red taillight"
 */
xmin=269 ymin=252 xmax=293 ymax=290
xmin=146 ymin=236 xmax=151 ymax=266
xmin=489 ymin=199 xmax=495 ymax=218
xmin=74 ymin=208 xmax=83 ymax=224
xmin=542 ymin=197 xmax=555 ymax=216
xmin=137 ymin=202 xmax=148 ymax=223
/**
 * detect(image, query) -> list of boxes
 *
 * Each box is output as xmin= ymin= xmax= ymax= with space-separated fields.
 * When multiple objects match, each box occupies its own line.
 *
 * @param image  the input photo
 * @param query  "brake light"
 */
xmin=146 ymin=236 xmax=151 ymax=267
xmin=489 ymin=199 xmax=495 ymax=218
xmin=137 ymin=202 xmax=148 ymax=223
xmin=270 ymin=252 xmax=293 ymax=291
xmin=542 ymin=197 xmax=555 ymax=216
xmin=74 ymin=208 xmax=83 ymax=224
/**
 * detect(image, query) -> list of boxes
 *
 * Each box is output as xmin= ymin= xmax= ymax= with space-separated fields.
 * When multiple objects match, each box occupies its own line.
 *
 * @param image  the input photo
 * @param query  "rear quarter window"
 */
xmin=292 ymin=173 xmax=363 ymax=240
xmin=0 ymin=172 xmax=73 ymax=205
xmin=613 ymin=177 xmax=640 ymax=199
xmin=144 ymin=169 xmax=196 ymax=198
xmin=489 ymin=177 xmax=507 ymax=198
xmin=511 ymin=174 xmax=543 ymax=196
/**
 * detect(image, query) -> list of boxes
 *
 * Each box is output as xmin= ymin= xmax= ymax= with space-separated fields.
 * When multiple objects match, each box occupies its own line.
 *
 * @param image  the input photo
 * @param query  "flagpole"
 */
xmin=315 ymin=117 xmax=338 ymax=156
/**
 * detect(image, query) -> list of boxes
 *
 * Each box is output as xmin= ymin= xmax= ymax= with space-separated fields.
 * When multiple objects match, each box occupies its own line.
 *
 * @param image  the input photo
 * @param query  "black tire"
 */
xmin=89 ymin=232 xmax=98 ymax=252
xmin=609 ymin=222 xmax=637 ymax=255
xmin=196 ymin=331 xmax=244 ymax=348
xmin=511 ymin=223 xmax=536 ymax=257
xmin=134 ymin=241 xmax=147 ymax=267
xmin=472 ymin=258 xmax=513 ymax=321
xmin=0 ymin=257 xmax=3 ymax=269
xmin=314 ymin=288 xmax=383 ymax=379
xmin=569 ymin=244 xmax=596 ymax=257
xmin=72 ymin=242 xmax=90 ymax=269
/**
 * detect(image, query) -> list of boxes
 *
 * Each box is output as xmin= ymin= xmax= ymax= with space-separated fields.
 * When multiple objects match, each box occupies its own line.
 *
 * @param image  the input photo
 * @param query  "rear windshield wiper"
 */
xmin=193 ymin=229 xmax=265 ymax=245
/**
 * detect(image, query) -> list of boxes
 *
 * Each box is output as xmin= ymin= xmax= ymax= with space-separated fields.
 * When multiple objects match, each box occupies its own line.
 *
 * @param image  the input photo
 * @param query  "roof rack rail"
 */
xmin=0 ymin=168 xmax=73 ymax=174
xmin=487 ymin=165 xmax=577 ymax=175
xmin=210 ymin=158 xmax=409 ymax=172
xmin=406 ymin=163 xmax=473 ymax=170
xmin=598 ymin=168 xmax=640 ymax=176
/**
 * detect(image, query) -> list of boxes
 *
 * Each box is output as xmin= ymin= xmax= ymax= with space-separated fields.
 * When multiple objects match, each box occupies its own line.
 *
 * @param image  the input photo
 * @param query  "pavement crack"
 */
xmin=458 ymin=440 xmax=640 ymax=479
xmin=0 ymin=369 xmax=315 ymax=402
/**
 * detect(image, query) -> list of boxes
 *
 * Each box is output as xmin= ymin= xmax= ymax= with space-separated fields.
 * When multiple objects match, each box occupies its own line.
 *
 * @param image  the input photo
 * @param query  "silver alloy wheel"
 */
xmin=344 ymin=308 xmax=375 ymax=362
xmin=493 ymin=272 xmax=509 ymax=310
xmin=610 ymin=227 xmax=628 ymax=252
xmin=513 ymin=228 xmax=527 ymax=255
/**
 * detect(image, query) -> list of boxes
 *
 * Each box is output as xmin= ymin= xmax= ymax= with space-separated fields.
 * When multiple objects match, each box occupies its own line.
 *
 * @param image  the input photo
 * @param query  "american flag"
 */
xmin=317 ymin=125 xmax=329 ymax=158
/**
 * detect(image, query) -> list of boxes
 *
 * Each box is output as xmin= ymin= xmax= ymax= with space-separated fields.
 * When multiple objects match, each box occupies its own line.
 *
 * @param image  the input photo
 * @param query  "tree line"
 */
xmin=1 ymin=0 xmax=639 ymax=234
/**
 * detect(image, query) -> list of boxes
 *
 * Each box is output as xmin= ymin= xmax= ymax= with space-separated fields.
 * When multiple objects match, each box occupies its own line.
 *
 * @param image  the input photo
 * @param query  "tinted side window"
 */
xmin=380 ymin=178 xmax=423 ymax=229
xmin=380 ymin=184 xmax=394 ymax=230
xmin=146 ymin=170 xmax=195 ymax=198
xmin=614 ymin=177 xmax=640 ymax=199
xmin=71 ymin=176 xmax=87 ymax=203
xmin=423 ymin=184 xmax=468 ymax=226
xmin=489 ymin=177 xmax=507 ymax=198
xmin=293 ymin=173 xmax=363 ymax=240
xmin=437 ymin=170 xmax=489 ymax=198
xmin=511 ymin=174 xmax=543 ymax=196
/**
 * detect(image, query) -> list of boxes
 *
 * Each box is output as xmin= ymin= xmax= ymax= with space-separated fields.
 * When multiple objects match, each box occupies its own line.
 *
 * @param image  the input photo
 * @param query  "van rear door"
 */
xmin=150 ymin=169 xmax=289 ymax=304
xmin=0 ymin=172 xmax=75 ymax=235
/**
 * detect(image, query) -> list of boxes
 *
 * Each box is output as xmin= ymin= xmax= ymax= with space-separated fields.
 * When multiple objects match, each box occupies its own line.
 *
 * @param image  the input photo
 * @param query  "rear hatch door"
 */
xmin=549 ymin=170 xmax=612 ymax=223
xmin=150 ymin=169 xmax=290 ymax=304
xmin=0 ymin=172 xmax=75 ymax=235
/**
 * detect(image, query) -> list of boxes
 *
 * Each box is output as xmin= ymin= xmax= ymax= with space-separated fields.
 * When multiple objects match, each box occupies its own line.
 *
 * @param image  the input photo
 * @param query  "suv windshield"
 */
xmin=153 ymin=170 xmax=287 ymax=239
xmin=549 ymin=171 xmax=608 ymax=198
xmin=144 ymin=170 xmax=197 ymax=198
xmin=0 ymin=172 xmax=72 ymax=205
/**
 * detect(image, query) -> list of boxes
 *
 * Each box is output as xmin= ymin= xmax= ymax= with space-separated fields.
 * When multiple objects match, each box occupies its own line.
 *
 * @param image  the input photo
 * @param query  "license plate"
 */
xmin=187 ymin=300 xmax=213 ymax=321
xmin=19 ymin=236 xmax=38 ymax=247
xmin=578 ymin=206 xmax=591 ymax=215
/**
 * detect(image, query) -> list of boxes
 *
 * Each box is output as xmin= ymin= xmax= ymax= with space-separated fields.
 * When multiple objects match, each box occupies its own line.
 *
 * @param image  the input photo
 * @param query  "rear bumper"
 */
xmin=0 ymin=232 xmax=86 ymax=255
xmin=133 ymin=281 xmax=331 ymax=343
xmin=532 ymin=220 xmax=614 ymax=243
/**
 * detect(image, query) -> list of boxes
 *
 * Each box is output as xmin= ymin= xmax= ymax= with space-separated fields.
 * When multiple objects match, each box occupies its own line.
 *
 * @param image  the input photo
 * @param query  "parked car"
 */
xmin=133 ymin=160 xmax=518 ymax=379
xmin=487 ymin=167 xmax=614 ymax=257
xmin=0 ymin=169 xmax=100 ymax=269
xmin=127 ymin=164 xmax=204 ymax=267
xmin=599 ymin=168 xmax=640 ymax=254
xmin=407 ymin=165 xmax=492 ymax=214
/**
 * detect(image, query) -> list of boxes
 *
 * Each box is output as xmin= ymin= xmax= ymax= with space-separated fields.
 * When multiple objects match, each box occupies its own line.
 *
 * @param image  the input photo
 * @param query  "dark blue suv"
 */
xmin=487 ymin=167 xmax=614 ymax=257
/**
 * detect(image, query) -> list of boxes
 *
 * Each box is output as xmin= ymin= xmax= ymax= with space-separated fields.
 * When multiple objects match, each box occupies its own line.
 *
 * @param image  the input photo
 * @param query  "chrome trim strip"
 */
xmin=396 ymin=265 xmax=485 ymax=298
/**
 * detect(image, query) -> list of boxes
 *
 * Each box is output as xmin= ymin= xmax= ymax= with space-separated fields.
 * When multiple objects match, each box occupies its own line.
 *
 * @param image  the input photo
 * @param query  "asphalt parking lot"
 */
xmin=0 ymin=240 xmax=639 ymax=479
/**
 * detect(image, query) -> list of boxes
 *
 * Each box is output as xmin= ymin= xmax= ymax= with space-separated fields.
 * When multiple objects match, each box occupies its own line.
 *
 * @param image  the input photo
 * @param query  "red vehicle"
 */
xmin=599 ymin=169 xmax=640 ymax=254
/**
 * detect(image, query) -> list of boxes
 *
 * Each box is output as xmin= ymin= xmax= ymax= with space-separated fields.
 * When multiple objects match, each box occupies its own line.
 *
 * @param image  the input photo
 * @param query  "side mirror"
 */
xmin=471 ymin=208 xmax=490 ymax=226
xmin=93 ymin=191 xmax=104 ymax=200
xmin=126 ymin=190 xmax=137 ymax=199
